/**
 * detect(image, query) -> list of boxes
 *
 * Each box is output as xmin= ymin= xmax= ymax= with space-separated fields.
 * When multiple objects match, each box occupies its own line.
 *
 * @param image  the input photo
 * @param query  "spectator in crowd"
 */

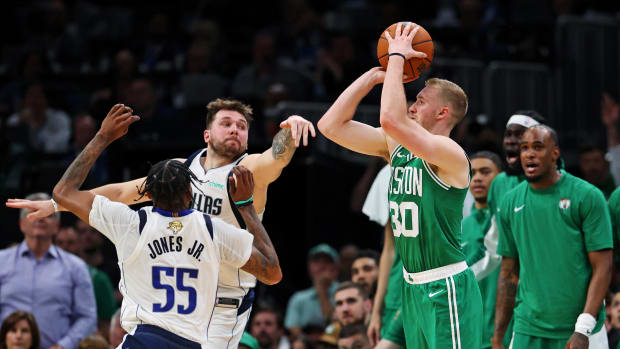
xmin=337 ymin=322 xmax=371 ymax=349
xmin=578 ymin=144 xmax=616 ymax=199
xmin=338 ymin=244 xmax=358 ymax=282
xmin=108 ymin=309 xmax=126 ymax=348
xmin=316 ymin=322 xmax=339 ymax=349
xmin=285 ymin=244 xmax=340 ymax=340
xmin=606 ymin=291 xmax=620 ymax=348
xmin=0 ymin=192 xmax=97 ymax=349
xmin=77 ymin=334 xmax=108 ymax=349
xmin=290 ymin=336 xmax=314 ymax=349
xmin=333 ymin=282 xmax=371 ymax=326
xmin=250 ymin=306 xmax=290 ymax=349
xmin=0 ymin=311 xmax=40 ymax=349
xmin=6 ymin=82 xmax=71 ymax=154
xmin=316 ymin=33 xmax=365 ymax=101
xmin=460 ymin=151 xmax=502 ymax=348
xmin=63 ymin=114 xmax=109 ymax=188
xmin=55 ymin=226 xmax=118 ymax=339
xmin=239 ymin=332 xmax=260 ymax=349
xmin=350 ymin=249 xmax=379 ymax=299
xmin=601 ymin=92 xmax=620 ymax=185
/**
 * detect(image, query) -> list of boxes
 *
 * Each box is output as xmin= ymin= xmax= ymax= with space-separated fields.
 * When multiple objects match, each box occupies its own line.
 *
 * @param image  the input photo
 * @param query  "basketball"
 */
xmin=377 ymin=22 xmax=434 ymax=80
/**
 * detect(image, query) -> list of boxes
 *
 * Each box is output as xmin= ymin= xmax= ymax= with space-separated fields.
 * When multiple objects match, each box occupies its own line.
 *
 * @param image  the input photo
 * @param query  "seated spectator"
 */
xmin=350 ymin=249 xmax=379 ymax=299
xmin=290 ymin=336 xmax=314 ymax=349
xmin=250 ymin=305 xmax=289 ymax=349
xmin=578 ymin=144 xmax=616 ymax=198
xmin=63 ymin=114 xmax=109 ymax=188
xmin=285 ymin=244 xmax=340 ymax=340
xmin=607 ymin=291 xmax=620 ymax=348
xmin=0 ymin=311 xmax=40 ymax=349
xmin=56 ymin=226 xmax=118 ymax=339
xmin=6 ymin=82 xmax=71 ymax=154
xmin=108 ymin=309 xmax=126 ymax=348
xmin=77 ymin=334 xmax=108 ymax=349
xmin=0 ymin=192 xmax=96 ymax=349
xmin=316 ymin=322 xmax=339 ymax=349
xmin=333 ymin=282 xmax=371 ymax=326
xmin=337 ymin=322 xmax=371 ymax=349
xmin=239 ymin=332 xmax=260 ymax=349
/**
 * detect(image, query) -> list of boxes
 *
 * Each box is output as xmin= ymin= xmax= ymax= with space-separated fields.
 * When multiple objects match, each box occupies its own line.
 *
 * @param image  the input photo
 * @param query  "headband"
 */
xmin=506 ymin=114 xmax=540 ymax=128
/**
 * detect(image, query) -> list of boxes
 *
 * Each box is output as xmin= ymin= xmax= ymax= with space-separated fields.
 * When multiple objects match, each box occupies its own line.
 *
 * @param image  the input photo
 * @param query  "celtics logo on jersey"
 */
xmin=559 ymin=198 xmax=571 ymax=210
xmin=167 ymin=221 xmax=183 ymax=234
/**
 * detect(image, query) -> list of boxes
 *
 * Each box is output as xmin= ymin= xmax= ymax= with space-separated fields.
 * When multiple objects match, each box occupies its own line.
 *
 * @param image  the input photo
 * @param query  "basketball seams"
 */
xmin=412 ymin=39 xmax=432 ymax=46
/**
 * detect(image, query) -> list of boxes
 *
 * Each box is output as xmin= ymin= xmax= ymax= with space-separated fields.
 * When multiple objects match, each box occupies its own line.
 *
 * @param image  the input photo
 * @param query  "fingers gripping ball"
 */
xmin=377 ymin=22 xmax=434 ymax=80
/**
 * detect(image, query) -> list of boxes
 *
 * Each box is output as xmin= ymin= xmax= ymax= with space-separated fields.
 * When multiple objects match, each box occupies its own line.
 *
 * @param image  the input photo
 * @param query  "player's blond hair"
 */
xmin=206 ymin=98 xmax=253 ymax=129
xmin=425 ymin=78 xmax=468 ymax=125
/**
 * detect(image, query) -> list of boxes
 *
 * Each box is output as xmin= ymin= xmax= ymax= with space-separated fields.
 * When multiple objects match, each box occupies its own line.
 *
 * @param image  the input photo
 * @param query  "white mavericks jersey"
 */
xmin=186 ymin=148 xmax=263 ymax=298
xmin=89 ymin=195 xmax=253 ymax=345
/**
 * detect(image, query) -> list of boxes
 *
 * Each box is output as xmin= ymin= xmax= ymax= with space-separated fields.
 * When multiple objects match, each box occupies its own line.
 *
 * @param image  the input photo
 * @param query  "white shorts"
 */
xmin=205 ymin=289 xmax=254 ymax=348
xmin=588 ymin=327 xmax=608 ymax=349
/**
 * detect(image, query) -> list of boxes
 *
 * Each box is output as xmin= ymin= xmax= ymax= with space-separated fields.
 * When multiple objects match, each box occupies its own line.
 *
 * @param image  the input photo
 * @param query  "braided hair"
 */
xmin=137 ymin=160 xmax=205 ymax=212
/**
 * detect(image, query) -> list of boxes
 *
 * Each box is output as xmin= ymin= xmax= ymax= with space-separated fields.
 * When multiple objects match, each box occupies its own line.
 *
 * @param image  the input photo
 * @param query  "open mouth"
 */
xmin=524 ymin=162 xmax=539 ymax=175
xmin=505 ymin=150 xmax=519 ymax=165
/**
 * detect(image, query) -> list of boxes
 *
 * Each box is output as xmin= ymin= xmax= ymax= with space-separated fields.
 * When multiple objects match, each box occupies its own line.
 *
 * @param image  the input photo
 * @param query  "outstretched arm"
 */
xmin=53 ymin=105 xmax=139 ymax=224
xmin=380 ymin=23 xmax=468 ymax=186
xmin=317 ymin=68 xmax=391 ymax=160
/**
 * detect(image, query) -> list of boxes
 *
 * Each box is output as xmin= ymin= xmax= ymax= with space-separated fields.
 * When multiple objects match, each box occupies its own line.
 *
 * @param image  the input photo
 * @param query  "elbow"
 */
xmin=317 ymin=117 xmax=331 ymax=138
xmin=52 ymin=185 xmax=68 ymax=207
xmin=263 ymin=267 xmax=283 ymax=285
xmin=379 ymin=112 xmax=397 ymax=133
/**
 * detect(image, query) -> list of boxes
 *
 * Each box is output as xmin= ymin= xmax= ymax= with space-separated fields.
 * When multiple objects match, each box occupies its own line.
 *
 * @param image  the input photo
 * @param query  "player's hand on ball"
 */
xmin=279 ymin=115 xmax=316 ymax=147
xmin=98 ymin=104 xmax=140 ymax=142
xmin=5 ymin=199 xmax=55 ymax=220
xmin=385 ymin=22 xmax=427 ymax=60
xmin=228 ymin=166 xmax=254 ymax=204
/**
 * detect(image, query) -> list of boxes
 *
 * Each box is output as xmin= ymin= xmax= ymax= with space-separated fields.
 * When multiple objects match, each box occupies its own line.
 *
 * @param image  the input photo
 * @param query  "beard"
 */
xmin=473 ymin=196 xmax=487 ymax=204
xmin=209 ymin=137 xmax=246 ymax=159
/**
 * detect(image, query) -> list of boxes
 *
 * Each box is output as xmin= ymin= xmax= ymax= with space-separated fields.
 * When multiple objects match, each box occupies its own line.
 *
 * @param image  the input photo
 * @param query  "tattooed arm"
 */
xmin=491 ymin=256 xmax=519 ymax=349
xmin=240 ymin=115 xmax=315 ymax=211
xmin=53 ymin=105 xmax=139 ymax=224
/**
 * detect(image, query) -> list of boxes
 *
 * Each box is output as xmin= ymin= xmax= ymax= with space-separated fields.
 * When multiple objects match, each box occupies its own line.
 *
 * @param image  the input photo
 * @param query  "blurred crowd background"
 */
xmin=1 ymin=0 xmax=620 ymax=348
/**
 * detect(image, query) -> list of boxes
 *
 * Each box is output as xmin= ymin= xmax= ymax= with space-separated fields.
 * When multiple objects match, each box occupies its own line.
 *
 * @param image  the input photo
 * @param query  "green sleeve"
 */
xmin=496 ymin=198 xmax=518 ymax=258
xmin=609 ymin=188 xmax=620 ymax=247
xmin=581 ymin=187 xmax=614 ymax=252
xmin=92 ymin=270 xmax=118 ymax=320
xmin=487 ymin=179 xmax=498 ymax=216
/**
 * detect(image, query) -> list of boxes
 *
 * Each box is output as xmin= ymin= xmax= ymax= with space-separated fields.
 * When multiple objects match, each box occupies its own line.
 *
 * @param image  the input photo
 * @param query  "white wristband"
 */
xmin=50 ymin=198 xmax=59 ymax=212
xmin=574 ymin=313 xmax=596 ymax=336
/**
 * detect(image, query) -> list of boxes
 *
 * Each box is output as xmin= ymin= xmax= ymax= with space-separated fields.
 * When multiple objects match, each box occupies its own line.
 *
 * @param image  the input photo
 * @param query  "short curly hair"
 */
xmin=205 ymin=98 xmax=253 ymax=129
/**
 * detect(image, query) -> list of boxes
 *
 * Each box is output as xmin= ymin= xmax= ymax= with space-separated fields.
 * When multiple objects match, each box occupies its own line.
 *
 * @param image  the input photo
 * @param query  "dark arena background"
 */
xmin=1 ymin=1 xmax=620 ymax=348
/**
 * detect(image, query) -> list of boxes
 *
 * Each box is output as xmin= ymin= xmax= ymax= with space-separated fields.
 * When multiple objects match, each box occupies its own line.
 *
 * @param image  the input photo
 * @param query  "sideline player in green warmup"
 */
xmin=461 ymin=151 xmax=502 ymax=348
xmin=608 ymin=187 xmax=620 ymax=247
xmin=318 ymin=22 xmax=482 ymax=349
xmin=494 ymin=125 xmax=612 ymax=349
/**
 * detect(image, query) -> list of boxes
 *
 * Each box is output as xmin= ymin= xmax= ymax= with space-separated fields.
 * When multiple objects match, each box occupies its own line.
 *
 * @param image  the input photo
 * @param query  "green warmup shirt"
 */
xmin=388 ymin=145 xmax=467 ymax=273
xmin=88 ymin=266 xmax=118 ymax=321
xmin=608 ymin=186 xmax=620 ymax=247
xmin=487 ymin=172 xmax=526 ymax=217
xmin=462 ymin=205 xmax=497 ymax=348
xmin=497 ymin=171 xmax=613 ymax=339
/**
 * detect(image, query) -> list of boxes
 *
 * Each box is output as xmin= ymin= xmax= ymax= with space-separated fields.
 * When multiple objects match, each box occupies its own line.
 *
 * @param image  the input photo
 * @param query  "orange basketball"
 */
xmin=377 ymin=22 xmax=434 ymax=80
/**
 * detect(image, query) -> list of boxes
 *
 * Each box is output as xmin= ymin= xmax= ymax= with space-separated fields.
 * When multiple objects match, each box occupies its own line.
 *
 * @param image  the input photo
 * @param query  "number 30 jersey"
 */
xmin=89 ymin=195 xmax=253 ymax=345
xmin=388 ymin=145 xmax=468 ymax=273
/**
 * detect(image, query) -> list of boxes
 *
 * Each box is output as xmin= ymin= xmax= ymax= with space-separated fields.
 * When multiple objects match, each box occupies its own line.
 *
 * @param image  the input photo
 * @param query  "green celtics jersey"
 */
xmin=388 ymin=145 xmax=468 ymax=273
xmin=487 ymin=172 xmax=526 ymax=216
xmin=497 ymin=171 xmax=613 ymax=339
xmin=608 ymin=186 xmax=620 ymax=247
xmin=462 ymin=205 xmax=497 ymax=348
xmin=384 ymin=252 xmax=403 ymax=311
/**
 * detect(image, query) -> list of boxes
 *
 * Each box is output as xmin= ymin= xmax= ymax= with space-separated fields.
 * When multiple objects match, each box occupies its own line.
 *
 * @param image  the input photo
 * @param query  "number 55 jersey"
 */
xmin=88 ymin=195 xmax=254 ymax=346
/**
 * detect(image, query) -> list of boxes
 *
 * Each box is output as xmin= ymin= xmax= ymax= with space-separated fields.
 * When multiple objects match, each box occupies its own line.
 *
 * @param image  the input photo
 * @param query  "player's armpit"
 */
xmin=241 ymin=247 xmax=282 ymax=285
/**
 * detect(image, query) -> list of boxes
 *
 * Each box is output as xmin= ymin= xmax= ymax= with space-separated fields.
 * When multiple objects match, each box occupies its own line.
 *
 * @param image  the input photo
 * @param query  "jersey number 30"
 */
xmin=390 ymin=201 xmax=419 ymax=237
xmin=152 ymin=266 xmax=198 ymax=314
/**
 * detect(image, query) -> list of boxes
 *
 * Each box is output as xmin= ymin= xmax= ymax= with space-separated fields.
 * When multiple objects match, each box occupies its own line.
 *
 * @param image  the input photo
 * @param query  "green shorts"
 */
xmin=401 ymin=267 xmax=483 ymax=349
xmin=509 ymin=332 xmax=566 ymax=349
xmin=382 ymin=308 xmax=406 ymax=347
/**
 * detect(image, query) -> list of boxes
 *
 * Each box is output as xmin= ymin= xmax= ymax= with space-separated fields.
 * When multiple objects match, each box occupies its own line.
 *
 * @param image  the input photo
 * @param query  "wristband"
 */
xmin=388 ymin=53 xmax=407 ymax=60
xmin=50 ymin=198 xmax=59 ymax=212
xmin=235 ymin=197 xmax=254 ymax=207
xmin=574 ymin=313 xmax=596 ymax=336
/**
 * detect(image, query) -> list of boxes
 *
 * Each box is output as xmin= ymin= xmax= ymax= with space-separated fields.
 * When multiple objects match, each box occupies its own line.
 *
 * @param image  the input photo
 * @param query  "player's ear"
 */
xmin=437 ymin=106 xmax=449 ymax=120
xmin=203 ymin=129 xmax=210 ymax=144
xmin=552 ymin=146 xmax=560 ymax=162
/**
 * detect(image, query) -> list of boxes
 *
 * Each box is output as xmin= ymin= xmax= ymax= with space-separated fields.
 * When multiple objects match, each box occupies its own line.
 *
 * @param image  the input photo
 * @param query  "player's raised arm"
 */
xmin=380 ymin=23 xmax=469 ymax=187
xmin=242 ymin=115 xmax=315 ymax=189
xmin=228 ymin=166 xmax=282 ymax=285
xmin=52 ymin=104 xmax=140 ymax=224
xmin=317 ymin=68 xmax=391 ymax=160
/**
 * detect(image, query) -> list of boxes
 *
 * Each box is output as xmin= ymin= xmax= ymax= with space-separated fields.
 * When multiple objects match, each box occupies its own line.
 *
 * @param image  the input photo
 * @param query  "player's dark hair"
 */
xmin=252 ymin=304 xmax=284 ymax=329
xmin=338 ymin=321 xmax=368 ymax=340
xmin=335 ymin=281 xmax=369 ymax=300
xmin=513 ymin=110 xmax=547 ymax=125
xmin=528 ymin=125 xmax=559 ymax=147
xmin=205 ymin=98 xmax=253 ymax=129
xmin=137 ymin=160 xmax=205 ymax=212
xmin=470 ymin=151 xmax=504 ymax=171
xmin=353 ymin=249 xmax=380 ymax=265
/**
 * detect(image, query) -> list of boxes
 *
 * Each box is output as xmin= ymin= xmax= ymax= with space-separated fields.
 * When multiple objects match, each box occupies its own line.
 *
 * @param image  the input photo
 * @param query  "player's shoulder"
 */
xmin=610 ymin=186 xmax=620 ymax=206
xmin=562 ymin=172 xmax=605 ymax=200
xmin=501 ymin=181 xmax=528 ymax=206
